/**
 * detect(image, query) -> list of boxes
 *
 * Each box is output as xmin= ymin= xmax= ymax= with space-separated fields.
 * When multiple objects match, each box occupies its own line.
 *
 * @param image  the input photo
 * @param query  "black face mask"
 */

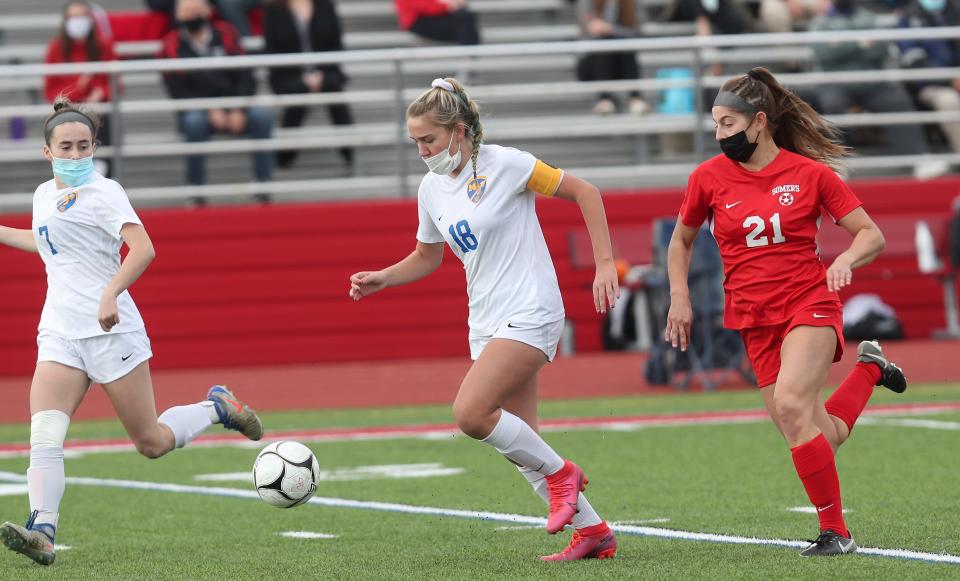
xmin=718 ymin=124 xmax=760 ymax=163
xmin=178 ymin=17 xmax=207 ymax=33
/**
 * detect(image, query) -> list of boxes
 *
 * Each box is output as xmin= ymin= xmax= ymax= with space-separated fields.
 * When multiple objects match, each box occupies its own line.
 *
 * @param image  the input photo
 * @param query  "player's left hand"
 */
xmin=826 ymin=256 xmax=853 ymax=292
xmin=98 ymin=293 xmax=119 ymax=332
xmin=594 ymin=260 xmax=620 ymax=314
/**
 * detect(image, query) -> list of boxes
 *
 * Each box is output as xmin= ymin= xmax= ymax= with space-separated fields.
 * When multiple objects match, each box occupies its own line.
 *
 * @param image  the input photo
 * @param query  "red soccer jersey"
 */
xmin=679 ymin=149 xmax=862 ymax=329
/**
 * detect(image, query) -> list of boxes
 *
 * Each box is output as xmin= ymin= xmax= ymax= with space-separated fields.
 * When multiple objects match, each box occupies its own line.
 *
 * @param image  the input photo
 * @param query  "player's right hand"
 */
xmin=349 ymin=271 xmax=388 ymax=301
xmin=664 ymin=295 xmax=693 ymax=352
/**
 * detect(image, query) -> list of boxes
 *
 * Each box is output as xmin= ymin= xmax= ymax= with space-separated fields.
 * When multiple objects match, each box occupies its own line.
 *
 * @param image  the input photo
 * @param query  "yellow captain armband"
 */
xmin=527 ymin=159 xmax=564 ymax=197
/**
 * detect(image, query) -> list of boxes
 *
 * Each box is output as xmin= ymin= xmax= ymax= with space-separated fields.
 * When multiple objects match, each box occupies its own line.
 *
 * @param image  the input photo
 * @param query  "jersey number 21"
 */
xmin=743 ymin=213 xmax=786 ymax=248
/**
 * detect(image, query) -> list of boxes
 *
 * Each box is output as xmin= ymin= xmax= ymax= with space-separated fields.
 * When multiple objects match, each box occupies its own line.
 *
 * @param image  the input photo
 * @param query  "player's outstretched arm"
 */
xmin=553 ymin=173 xmax=619 ymax=314
xmin=665 ymin=219 xmax=698 ymax=352
xmin=98 ymin=223 xmax=156 ymax=332
xmin=349 ymin=241 xmax=444 ymax=301
xmin=0 ymin=225 xmax=38 ymax=253
xmin=826 ymin=207 xmax=885 ymax=292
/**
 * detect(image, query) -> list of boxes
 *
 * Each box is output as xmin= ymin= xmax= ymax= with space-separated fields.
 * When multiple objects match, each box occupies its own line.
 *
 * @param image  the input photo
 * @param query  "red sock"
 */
xmin=790 ymin=433 xmax=848 ymax=537
xmin=824 ymin=362 xmax=882 ymax=433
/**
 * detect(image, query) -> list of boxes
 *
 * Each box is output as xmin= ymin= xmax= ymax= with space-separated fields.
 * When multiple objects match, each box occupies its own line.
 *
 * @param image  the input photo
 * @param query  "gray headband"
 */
xmin=713 ymin=91 xmax=759 ymax=116
xmin=47 ymin=111 xmax=95 ymax=135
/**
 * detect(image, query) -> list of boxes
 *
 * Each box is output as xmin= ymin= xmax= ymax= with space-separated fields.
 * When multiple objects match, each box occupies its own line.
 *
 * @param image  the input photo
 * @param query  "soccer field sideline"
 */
xmin=0 ymin=470 xmax=958 ymax=566
xmin=1 ymin=400 xmax=957 ymax=459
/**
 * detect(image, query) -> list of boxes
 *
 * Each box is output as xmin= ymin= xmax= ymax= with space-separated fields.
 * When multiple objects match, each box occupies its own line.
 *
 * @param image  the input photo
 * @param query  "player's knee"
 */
xmin=133 ymin=434 xmax=171 ymax=459
xmin=30 ymin=410 xmax=70 ymax=450
xmin=452 ymin=402 xmax=491 ymax=440
xmin=772 ymin=391 xmax=810 ymax=426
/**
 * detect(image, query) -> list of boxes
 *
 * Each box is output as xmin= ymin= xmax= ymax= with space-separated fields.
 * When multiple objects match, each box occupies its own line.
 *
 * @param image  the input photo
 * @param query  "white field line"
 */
xmin=788 ymin=506 xmax=851 ymax=514
xmin=1 ymin=403 xmax=957 ymax=460
xmin=279 ymin=532 xmax=337 ymax=539
xmin=196 ymin=463 xmax=464 ymax=483
xmin=858 ymin=418 xmax=960 ymax=430
xmin=0 ymin=471 xmax=956 ymax=565
xmin=0 ymin=484 xmax=28 ymax=496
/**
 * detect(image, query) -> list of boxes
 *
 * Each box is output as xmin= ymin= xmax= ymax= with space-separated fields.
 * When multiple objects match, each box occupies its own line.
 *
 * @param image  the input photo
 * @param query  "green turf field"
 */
xmin=0 ymin=384 xmax=958 ymax=580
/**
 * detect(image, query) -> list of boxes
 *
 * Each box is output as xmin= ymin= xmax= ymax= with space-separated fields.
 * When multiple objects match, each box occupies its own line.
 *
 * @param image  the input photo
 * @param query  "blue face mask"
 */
xmin=920 ymin=0 xmax=946 ymax=11
xmin=51 ymin=156 xmax=95 ymax=187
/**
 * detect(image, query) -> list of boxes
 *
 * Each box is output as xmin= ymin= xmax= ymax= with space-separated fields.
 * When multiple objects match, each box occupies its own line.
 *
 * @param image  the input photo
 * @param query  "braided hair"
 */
xmin=407 ymin=77 xmax=483 ymax=179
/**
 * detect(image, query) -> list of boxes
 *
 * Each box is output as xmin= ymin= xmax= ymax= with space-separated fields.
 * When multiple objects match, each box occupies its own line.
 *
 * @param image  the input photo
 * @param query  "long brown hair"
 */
xmin=59 ymin=0 xmax=101 ymax=63
xmin=407 ymin=77 xmax=484 ymax=179
xmin=720 ymin=67 xmax=848 ymax=173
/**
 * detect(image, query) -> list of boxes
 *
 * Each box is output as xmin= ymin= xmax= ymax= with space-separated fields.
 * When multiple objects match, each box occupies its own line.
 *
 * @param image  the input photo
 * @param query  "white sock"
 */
xmin=158 ymin=403 xmax=214 ymax=448
xmin=481 ymin=409 xmax=564 ymax=475
xmin=200 ymin=400 xmax=220 ymax=423
xmin=518 ymin=466 xmax=603 ymax=529
xmin=27 ymin=447 xmax=64 ymax=529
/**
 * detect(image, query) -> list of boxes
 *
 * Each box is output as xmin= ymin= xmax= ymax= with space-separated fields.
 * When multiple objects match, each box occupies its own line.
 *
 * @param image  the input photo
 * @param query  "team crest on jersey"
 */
xmin=772 ymin=184 xmax=799 ymax=207
xmin=56 ymin=190 xmax=79 ymax=213
xmin=467 ymin=176 xmax=487 ymax=203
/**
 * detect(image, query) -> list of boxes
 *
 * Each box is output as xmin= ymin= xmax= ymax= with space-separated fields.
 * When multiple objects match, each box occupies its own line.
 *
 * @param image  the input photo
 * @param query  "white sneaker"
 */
xmin=592 ymin=99 xmax=616 ymax=115
xmin=913 ymin=159 xmax=950 ymax=180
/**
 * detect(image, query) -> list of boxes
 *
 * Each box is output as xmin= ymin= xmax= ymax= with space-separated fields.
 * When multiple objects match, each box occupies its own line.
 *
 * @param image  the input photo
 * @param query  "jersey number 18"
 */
xmin=448 ymin=220 xmax=478 ymax=253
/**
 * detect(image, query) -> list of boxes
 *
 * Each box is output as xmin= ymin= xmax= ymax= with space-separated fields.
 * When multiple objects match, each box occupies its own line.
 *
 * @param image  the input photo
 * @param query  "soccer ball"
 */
xmin=252 ymin=441 xmax=320 ymax=508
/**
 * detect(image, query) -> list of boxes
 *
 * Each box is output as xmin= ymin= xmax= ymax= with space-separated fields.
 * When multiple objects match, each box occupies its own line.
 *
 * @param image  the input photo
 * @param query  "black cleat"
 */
xmin=857 ymin=340 xmax=907 ymax=393
xmin=799 ymin=529 xmax=857 ymax=557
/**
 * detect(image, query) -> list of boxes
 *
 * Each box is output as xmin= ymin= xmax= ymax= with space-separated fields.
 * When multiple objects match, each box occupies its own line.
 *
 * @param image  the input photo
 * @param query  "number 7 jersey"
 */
xmin=679 ymin=149 xmax=862 ymax=329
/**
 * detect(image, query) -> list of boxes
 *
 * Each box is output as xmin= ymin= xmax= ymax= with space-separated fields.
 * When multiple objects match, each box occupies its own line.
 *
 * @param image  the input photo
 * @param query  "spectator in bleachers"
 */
xmin=662 ymin=0 xmax=754 ymax=36
xmin=159 ymin=0 xmax=274 ymax=193
xmin=576 ymin=0 xmax=651 ymax=115
xmin=44 ymin=0 xmax=117 ymax=177
xmin=759 ymin=0 xmax=820 ymax=32
xmin=263 ymin=0 xmax=354 ymax=169
xmin=809 ymin=0 xmax=949 ymax=178
xmin=662 ymin=0 xmax=755 ymax=79
xmin=394 ymin=0 xmax=482 ymax=46
xmin=147 ymin=0 xmax=263 ymax=37
xmin=898 ymin=0 xmax=960 ymax=155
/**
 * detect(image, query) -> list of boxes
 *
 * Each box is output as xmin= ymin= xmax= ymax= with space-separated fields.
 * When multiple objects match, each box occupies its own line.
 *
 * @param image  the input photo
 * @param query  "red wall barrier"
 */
xmin=0 ymin=176 xmax=955 ymax=376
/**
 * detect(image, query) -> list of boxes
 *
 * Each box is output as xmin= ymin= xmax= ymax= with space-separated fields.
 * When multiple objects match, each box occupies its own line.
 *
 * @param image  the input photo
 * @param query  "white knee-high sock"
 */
xmin=27 ymin=410 xmax=70 ymax=530
xmin=158 ymin=403 xmax=214 ymax=448
xmin=481 ymin=410 xmax=564 ymax=475
xmin=518 ymin=466 xmax=603 ymax=529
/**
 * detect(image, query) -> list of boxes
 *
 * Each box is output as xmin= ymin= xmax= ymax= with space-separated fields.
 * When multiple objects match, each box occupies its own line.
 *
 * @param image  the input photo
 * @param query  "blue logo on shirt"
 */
xmin=467 ymin=176 xmax=487 ymax=203
xmin=56 ymin=190 xmax=79 ymax=213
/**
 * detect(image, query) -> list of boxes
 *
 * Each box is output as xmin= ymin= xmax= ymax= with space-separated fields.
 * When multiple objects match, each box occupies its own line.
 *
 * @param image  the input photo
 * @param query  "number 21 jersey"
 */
xmin=679 ymin=149 xmax=862 ymax=329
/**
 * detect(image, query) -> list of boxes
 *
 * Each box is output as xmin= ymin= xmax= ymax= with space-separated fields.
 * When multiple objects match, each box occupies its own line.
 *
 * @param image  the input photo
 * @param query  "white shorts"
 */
xmin=37 ymin=328 xmax=153 ymax=385
xmin=469 ymin=318 xmax=566 ymax=362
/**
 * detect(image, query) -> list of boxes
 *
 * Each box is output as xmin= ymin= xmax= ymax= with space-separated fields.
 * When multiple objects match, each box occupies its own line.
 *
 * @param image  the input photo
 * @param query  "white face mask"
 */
xmin=422 ymin=131 xmax=462 ymax=175
xmin=65 ymin=16 xmax=93 ymax=40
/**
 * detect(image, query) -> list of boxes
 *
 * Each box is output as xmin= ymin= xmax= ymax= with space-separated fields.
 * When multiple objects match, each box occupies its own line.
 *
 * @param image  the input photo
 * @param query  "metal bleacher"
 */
xmin=0 ymin=0 xmax=957 ymax=208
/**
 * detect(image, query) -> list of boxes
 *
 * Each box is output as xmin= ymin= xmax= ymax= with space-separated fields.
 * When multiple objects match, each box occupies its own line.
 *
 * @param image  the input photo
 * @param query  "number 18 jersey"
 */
xmin=415 ymin=144 xmax=565 ymax=336
xmin=679 ymin=150 xmax=862 ymax=329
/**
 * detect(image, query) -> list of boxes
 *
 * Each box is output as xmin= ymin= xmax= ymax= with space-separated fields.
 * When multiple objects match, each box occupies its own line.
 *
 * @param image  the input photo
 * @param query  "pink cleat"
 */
xmin=540 ymin=522 xmax=617 ymax=562
xmin=545 ymin=460 xmax=587 ymax=534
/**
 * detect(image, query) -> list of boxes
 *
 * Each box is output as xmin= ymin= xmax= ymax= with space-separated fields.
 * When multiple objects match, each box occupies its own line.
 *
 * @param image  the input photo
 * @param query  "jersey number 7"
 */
xmin=38 ymin=225 xmax=59 ymax=255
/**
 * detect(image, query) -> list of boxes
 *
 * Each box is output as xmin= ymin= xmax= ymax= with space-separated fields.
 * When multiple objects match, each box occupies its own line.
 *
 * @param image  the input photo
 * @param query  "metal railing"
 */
xmin=1 ymin=26 xmax=959 ymax=208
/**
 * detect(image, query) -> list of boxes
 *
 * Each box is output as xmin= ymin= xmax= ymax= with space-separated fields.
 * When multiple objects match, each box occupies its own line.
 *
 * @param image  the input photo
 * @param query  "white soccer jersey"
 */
xmin=416 ymin=144 xmax=566 ymax=335
xmin=32 ymin=172 xmax=145 ymax=339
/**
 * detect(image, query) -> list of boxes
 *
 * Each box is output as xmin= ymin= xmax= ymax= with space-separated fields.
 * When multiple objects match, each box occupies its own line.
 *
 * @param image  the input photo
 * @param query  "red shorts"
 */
xmin=739 ymin=301 xmax=844 ymax=388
